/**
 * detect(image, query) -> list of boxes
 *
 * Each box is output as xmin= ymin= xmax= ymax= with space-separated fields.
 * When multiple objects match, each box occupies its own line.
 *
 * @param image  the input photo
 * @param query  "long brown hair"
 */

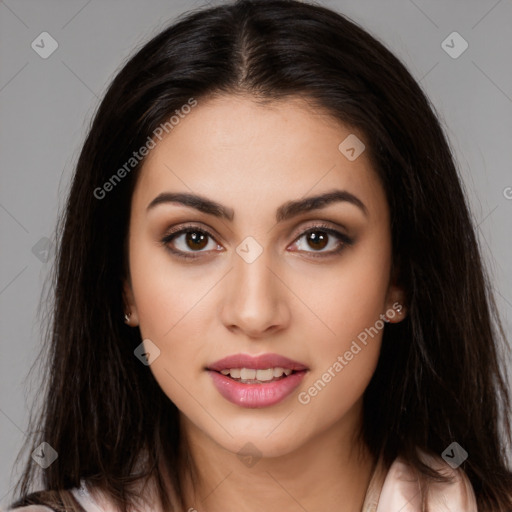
xmin=11 ymin=1 xmax=512 ymax=511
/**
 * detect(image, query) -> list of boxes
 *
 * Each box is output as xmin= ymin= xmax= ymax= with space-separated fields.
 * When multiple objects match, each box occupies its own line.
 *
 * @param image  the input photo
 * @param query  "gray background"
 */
xmin=1 ymin=0 xmax=511 ymax=506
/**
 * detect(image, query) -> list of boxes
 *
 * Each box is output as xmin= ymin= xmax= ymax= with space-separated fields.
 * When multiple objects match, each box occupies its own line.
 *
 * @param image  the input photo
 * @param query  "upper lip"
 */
xmin=207 ymin=353 xmax=308 ymax=372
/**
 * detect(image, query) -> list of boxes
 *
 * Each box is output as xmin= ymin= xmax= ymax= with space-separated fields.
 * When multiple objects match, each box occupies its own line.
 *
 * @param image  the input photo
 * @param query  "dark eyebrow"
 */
xmin=146 ymin=189 xmax=368 ymax=221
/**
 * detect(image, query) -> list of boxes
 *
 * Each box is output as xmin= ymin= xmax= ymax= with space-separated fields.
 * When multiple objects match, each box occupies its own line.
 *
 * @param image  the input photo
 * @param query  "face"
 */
xmin=123 ymin=95 xmax=406 ymax=459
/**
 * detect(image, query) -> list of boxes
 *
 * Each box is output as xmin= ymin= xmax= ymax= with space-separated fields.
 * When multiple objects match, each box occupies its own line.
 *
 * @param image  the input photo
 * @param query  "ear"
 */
xmin=384 ymin=283 xmax=407 ymax=324
xmin=123 ymin=278 xmax=139 ymax=327
xmin=384 ymin=263 xmax=408 ymax=324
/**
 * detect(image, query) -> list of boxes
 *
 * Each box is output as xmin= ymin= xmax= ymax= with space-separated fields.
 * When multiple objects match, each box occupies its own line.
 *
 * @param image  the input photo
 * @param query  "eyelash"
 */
xmin=160 ymin=222 xmax=354 ymax=261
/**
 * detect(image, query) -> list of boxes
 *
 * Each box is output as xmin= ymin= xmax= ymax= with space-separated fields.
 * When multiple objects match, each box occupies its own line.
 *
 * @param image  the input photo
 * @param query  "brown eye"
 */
xmin=183 ymin=231 xmax=209 ymax=251
xmin=161 ymin=226 xmax=221 ymax=259
xmin=292 ymin=225 xmax=354 ymax=257
xmin=305 ymin=231 xmax=329 ymax=251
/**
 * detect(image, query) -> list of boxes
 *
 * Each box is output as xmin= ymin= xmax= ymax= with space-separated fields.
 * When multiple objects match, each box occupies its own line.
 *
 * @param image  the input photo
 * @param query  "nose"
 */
xmin=219 ymin=248 xmax=291 ymax=339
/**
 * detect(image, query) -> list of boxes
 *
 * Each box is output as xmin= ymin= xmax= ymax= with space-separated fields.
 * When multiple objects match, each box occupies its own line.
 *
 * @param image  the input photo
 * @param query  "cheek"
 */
xmin=129 ymin=254 xmax=204 ymax=409
xmin=128 ymin=235 xmax=213 ymax=392
xmin=294 ymin=231 xmax=392 ymax=351
xmin=293 ymin=232 xmax=391 ymax=408
xmin=295 ymin=289 xmax=385 ymax=429
xmin=128 ymin=230 xmax=199 ymax=338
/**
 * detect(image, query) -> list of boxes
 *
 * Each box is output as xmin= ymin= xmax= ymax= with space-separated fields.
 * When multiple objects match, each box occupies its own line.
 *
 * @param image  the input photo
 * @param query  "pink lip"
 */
xmin=208 ymin=369 xmax=307 ymax=408
xmin=206 ymin=353 xmax=309 ymax=408
xmin=207 ymin=353 xmax=308 ymax=372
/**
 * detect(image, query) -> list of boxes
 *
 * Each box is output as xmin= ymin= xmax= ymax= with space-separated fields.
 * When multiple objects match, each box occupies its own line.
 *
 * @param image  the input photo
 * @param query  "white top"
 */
xmin=5 ymin=453 xmax=478 ymax=512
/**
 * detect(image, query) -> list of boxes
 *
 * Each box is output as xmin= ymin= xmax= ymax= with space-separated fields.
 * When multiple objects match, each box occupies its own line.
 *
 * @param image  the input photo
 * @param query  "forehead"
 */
xmin=133 ymin=95 xmax=386 ymax=220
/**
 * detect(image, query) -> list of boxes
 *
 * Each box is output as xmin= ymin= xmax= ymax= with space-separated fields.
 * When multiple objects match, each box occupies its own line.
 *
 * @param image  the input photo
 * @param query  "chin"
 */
xmin=207 ymin=421 xmax=307 ymax=459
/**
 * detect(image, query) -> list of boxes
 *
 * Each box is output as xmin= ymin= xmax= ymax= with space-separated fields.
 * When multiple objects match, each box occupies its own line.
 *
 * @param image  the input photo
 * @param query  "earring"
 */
xmin=384 ymin=303 xmax=405 ymax=323
xmin=124 ymin=312 xmax=131 ymax=323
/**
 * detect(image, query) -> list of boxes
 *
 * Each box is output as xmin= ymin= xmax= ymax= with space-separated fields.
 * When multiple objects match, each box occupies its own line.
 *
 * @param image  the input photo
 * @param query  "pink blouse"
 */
xmin=362 ymin=452 xmax=477 ymax=511
xmin=6 ymin=453 xmax=478 ymax=512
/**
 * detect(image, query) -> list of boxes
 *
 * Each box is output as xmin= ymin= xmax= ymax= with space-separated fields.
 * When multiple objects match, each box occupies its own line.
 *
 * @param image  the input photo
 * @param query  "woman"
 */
xmin=8 ymin=0 xmax=512 ymax=511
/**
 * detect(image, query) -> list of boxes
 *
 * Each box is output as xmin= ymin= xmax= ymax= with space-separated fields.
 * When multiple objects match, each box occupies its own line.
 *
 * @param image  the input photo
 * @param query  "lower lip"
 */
xmin=208 ymin=370 xmax=307 ymax=408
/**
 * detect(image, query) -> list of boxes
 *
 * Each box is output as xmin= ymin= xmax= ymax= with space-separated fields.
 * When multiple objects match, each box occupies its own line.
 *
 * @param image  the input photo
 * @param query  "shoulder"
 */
xmin=376 ymin=450 xmax=478 ymax=512
xmin=4 ymin=484 xmax=98 ymax=512
xmin=6 ymin=478 xmax=160 ymax=512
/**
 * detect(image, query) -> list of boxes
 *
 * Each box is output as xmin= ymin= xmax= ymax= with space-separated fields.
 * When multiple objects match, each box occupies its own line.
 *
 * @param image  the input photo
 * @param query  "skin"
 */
xmin=123 ymin=94 xmax=407 ymax=512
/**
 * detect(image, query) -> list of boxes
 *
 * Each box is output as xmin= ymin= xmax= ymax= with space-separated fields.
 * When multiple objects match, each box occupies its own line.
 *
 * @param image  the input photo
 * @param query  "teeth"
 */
xmin=230 ymin=368 xmax=241 ymax=379
xmin=240 ymin=368 xmax=256 ymax=380
xmin=218 ymin=367 xmax=295 ymax=379
xmin=255 ymin=368 xmax=274 ymax=381
xmin=273 ymin=367 xmax=284 ymax=377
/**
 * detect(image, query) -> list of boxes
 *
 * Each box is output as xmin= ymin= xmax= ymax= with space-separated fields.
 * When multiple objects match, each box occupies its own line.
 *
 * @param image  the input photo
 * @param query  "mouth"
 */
xmin=206 ymin=353 xmax=309 ymax=408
